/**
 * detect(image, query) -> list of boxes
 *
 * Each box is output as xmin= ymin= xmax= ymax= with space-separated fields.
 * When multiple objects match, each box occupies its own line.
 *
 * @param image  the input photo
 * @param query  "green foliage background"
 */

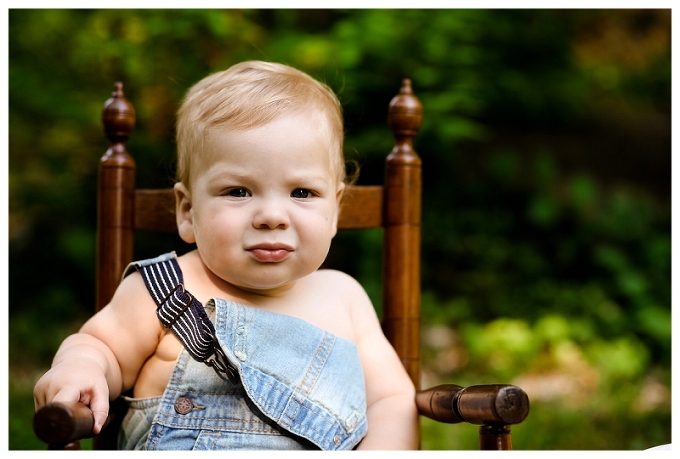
xmin=8 ymin=9 xmax=671 ymax=450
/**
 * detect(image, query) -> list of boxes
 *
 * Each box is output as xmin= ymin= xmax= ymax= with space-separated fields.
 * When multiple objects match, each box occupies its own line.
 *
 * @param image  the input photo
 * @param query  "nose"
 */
xmin=252 ymin=197 xmax=289 ymax=229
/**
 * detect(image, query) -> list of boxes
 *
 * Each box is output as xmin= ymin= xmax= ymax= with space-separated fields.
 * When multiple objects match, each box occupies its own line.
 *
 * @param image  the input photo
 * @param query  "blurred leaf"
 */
xmin=634 ymin=305 xmax=671 ymax=344
xmin=587 ymin=336 xmax=649 ymax=381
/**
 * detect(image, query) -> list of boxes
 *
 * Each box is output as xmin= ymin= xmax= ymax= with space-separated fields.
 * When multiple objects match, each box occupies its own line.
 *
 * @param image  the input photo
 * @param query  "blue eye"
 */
xmin=228 ymin=188 xmax=250 ymax=198
xmin=291 ymin=188 xmax=310 ymax=199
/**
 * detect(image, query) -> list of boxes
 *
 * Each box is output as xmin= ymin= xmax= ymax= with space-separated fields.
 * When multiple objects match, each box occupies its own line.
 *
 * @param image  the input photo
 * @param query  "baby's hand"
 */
xmin=33 ymin=356 xmax=111 ymax=434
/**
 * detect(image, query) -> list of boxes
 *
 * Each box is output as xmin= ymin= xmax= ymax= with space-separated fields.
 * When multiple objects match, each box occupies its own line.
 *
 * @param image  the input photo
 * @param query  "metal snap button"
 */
xmin=334 ymin=435 xmax=342 ymax=446
xmin=174 ymin=396 xmax=194 ymax=414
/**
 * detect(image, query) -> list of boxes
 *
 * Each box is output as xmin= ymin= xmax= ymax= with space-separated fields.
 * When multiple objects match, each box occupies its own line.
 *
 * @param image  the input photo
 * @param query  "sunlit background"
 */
xmin=8 ymin=9 xmax=671 ymax=450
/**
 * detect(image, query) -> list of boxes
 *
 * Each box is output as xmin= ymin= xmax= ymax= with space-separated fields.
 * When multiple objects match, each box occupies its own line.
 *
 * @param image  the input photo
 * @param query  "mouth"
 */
xmin=246 ymin=243 xmax=293 ymax=263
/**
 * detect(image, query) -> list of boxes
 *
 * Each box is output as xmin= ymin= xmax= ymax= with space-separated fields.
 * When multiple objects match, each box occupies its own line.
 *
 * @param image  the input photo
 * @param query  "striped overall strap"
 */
xmin=131 ymin=255 xmax=239 ymax=384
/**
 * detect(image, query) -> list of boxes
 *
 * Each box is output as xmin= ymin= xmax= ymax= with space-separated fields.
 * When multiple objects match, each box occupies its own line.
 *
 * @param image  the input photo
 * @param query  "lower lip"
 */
xmin=248 ymin=249 xmax=291 ymax=262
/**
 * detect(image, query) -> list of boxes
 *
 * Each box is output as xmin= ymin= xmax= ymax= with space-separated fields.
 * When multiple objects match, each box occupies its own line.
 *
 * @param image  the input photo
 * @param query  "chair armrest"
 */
xmin=416 ymin=384 xmax=529 ymax=425
xmin=35 ymin=385 xmax=530 ymax=447
xmin=33 ymin=401 xmax=97 ymax=447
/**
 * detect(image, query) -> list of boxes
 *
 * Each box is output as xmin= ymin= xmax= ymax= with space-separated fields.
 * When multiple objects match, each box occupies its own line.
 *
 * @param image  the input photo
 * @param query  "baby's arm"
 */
xmin=346 ymin=278 xmax=419 ymax=450
xmin=33 ymin=272 xmax=163 ymax=433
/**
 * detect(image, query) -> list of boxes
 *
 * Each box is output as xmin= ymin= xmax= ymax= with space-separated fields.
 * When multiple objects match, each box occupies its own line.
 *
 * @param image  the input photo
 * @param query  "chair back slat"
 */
xmin=134 ymin=189 xmax=176 ymax=232
xmin=338 ymin=186 xmax=384 ymax=229
xmin=134 ymin=185 xmax=385 ymax=233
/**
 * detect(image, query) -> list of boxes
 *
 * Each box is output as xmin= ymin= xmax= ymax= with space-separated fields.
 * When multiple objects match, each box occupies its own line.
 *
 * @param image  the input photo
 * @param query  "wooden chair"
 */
xmin=34 ymin=80 xmax=529 ymax=450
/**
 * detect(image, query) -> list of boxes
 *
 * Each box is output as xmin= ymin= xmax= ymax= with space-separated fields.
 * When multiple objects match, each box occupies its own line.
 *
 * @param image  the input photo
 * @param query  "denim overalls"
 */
xmin=118 ymin=253 xmax=368 ymax=450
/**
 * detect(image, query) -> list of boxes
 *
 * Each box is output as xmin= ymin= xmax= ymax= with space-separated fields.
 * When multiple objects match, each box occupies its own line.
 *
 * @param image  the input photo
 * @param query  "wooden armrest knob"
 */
xmin=33 ymin=401 xmax=94 ymax=445
xmin=416 ymin=384 xmax=530 ymax=425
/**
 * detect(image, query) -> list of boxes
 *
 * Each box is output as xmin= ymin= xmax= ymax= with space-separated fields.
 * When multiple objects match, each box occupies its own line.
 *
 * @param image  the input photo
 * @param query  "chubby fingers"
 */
xmin=50 ymin=387 xmax=110 ymax=435
xmin=88 ymin=396 xmax=111 ymax=434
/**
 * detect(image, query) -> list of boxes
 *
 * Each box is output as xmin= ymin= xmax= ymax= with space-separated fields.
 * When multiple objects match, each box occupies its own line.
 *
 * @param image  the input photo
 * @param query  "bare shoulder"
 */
xmin=311 ymin=269 xmax=378 ymax=323
xmin=312 ymin=269 xmax=366 ymax=291
xmin=108 ymin=269 xmax=158 ymax=313
xmin=311 ymin=269 xmax=373 ymax=307
xmin=288 ymin=269 xmax=374 ymax=343
xmin=80 ymin=269 xmax=163 ymax=356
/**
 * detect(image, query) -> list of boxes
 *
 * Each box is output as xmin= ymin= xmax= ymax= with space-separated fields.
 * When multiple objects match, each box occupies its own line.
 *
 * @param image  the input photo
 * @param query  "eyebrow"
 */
xmin=203 ymin=167 xmax=332 ymax=187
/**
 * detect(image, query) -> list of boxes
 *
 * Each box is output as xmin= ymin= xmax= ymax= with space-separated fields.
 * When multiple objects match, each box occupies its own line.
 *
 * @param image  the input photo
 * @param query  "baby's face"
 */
xmin=178 ymin=112 xmax=344 ymax=294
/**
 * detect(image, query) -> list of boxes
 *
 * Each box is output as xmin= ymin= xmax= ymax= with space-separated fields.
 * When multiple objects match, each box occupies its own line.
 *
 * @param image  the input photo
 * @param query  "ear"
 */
xmin=174 ymin=182 xmax=196 ymax=244
xmin=331 ymin=182 xmax=346 ymax=237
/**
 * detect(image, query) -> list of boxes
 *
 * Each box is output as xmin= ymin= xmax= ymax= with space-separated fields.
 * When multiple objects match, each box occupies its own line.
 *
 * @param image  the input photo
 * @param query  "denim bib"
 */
xmin=118 ymin=253 xmax=367 ymax=450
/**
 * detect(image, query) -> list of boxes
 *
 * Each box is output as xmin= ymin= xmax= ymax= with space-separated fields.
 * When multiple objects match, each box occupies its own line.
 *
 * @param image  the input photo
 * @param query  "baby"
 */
xmin=33 ymin=61 xmax=418 ymax=450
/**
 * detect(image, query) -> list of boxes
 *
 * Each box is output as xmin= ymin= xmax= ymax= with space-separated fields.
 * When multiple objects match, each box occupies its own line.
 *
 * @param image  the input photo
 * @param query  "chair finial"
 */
xmin=102 ymin=82 xmax=136 ymax=143
xmin=400 ymin=78 xmax=413 ymax=95
xmin=388 ymin=78 xmax=423 ymax=139
xmin=112 ymin=81 xmax=124 ymax=98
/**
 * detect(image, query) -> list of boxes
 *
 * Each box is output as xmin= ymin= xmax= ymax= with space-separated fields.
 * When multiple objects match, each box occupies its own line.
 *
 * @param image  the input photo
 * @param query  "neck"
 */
xmin=192 ymin=251 xmax=298 ymax=305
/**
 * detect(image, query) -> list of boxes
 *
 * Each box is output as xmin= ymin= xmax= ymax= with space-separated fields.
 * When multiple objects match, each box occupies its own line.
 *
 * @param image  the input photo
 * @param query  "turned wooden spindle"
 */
xmin=382 ymin=79 xmax=423 ymax=389
xmin=95 ymin=83 xmax=136 ymax=450
xmin=97 ymin=82 xmax=136 ymax=314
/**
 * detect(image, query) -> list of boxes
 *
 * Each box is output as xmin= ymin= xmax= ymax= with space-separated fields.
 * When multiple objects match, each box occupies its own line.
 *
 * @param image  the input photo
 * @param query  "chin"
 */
xmin=233 ymin=275 xmax=295 ymax=292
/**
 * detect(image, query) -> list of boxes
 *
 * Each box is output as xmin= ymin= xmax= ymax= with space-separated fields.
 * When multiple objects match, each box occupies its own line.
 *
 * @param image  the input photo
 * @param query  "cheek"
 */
xmin=301 ymin=219 xmax=336 ymax=253
xmin=193 ymin=210 xmax=240 ymax=245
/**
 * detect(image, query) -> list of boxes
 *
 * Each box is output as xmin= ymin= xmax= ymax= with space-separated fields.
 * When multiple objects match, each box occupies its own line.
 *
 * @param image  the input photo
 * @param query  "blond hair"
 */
xmin=176 ymin=61 xmax=345 ymax=188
